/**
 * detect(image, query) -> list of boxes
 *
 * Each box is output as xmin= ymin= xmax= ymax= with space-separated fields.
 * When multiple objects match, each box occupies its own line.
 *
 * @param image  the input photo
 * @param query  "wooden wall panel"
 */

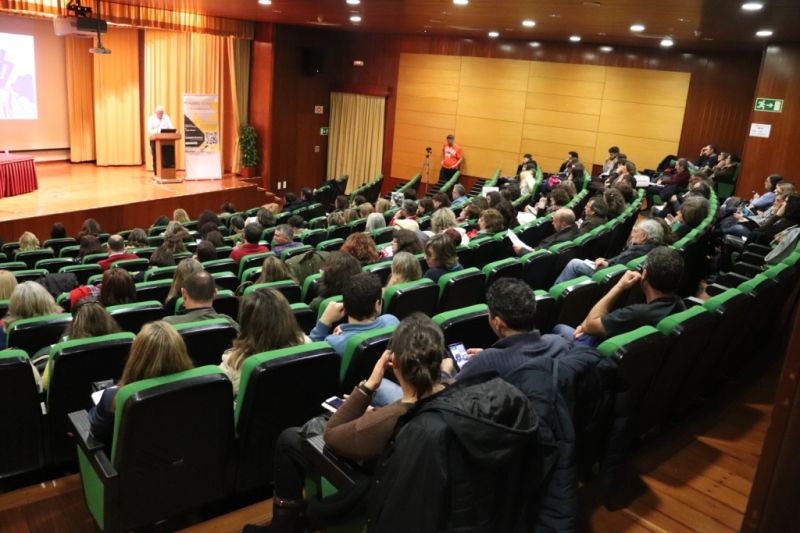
xmin=521 ymin=124 xmax=598 ymax=149
xmin=454 ymin=146 xmax=517 ymax=180
xmin=529 ymin=61 xmax=606 ymax=83
xmin=525 ymin=92 xmax=603 ymax=116
xmin=460 ymin=56 xmax=529 ymax=89
xmin=598 ymin=101 xmax=685 ymax=142
xmin=457 ymin=86 xmax=526 ymax=122
xmin=527 ymin=77 xmax=606 ymax=99
xmin=455 ymin=116 xmax=524 ymax=153
xmin=523 ymin=108 xmax=601 ymax=131
xmin=603 ymin=67 xmax=691 ymax=107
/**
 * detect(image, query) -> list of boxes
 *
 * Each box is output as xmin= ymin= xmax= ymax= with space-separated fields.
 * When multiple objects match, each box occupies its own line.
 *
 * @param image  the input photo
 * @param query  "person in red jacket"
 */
xmin=97 ymin=235 xmax=140 ymax=271
xmin=648 ymin=157 xmax=690 ymax=208
xmin=230 ymin=223 xmax=269 ymax=264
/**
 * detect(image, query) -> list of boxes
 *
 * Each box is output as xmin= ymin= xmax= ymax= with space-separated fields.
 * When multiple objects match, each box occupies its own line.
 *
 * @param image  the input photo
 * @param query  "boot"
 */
xmin=242 ymin=497 xmax=305 ymax=533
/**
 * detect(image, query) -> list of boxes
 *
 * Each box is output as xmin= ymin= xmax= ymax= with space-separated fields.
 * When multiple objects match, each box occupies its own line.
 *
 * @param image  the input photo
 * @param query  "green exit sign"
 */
xmin=320 ymin=127 xmax=329 ymax=136
xmin=755 ymin=98 xmax=784 ymax=113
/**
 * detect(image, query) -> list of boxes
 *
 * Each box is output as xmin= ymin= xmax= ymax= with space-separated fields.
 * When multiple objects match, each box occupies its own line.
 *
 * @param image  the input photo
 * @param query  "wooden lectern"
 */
xmin=150 ymin=132 xmax=182 ymax=184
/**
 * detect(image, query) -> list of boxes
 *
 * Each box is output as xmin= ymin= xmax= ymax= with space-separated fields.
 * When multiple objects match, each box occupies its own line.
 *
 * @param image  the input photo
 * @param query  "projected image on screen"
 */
xmin=0 ymin=32 xmax=37 ymax=120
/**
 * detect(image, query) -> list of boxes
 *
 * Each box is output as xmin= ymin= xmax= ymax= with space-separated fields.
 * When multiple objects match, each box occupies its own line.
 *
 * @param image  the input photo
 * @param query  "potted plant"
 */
xmin=239 ymin=124 xmax=260 ymax=178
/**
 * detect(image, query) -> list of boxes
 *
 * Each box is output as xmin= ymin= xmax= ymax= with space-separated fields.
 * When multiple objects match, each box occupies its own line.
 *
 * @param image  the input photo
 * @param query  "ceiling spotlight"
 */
xmin=346 ymin=0 xmax=361 ymax=4
xmin=569 ymin=35 xmax=581 ymax=42
xmin=741 ymin=2 xmax=764 ymax=10
xmin=660 ymin=37 xmax=674 ymax=47
xmin=488 ymin=31 xmax=499 ymax=38
xmin=258 ymin=0 xmax=271 ymax=4
xmin=528 ymin=41 xmax=541 ymax=47
xmin=522 ymin=19 xmax=536 ymax=27
xmin=350 ymin=14 xmax=362 ymax=22
xmin=599 ymin=46 xmax=614 ymax=52
xmin=453 ymin=0 xmax=469 ymax=5
xmin=630 ymin=23 xmax=645 ymax=32
xmin=756 ymin=29 xmax=773 ymax=37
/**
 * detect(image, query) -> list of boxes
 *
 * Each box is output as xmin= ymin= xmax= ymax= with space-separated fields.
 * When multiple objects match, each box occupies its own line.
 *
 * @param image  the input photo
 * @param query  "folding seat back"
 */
xmin=215 ymin=245 xmax=233 ymax=257
xmin=519 ymin=219 xmax=554 ymax=249
xmin=130 ymin=247 xmax=156 ymax=259
xmin=548 ymin=242 xmax=579 ymax=282
xmin=173 ymin=319 xmax=238 ymax=366
xmin=106 ymin=301 xmax=166 ymax=333
xmin=237 ymin=252 xmax=275 ymax=279
xmin=301 ymin=229 xmax=328 ymax=248
xmin=174 ymin=290 xmax=239 ymax=320
xmin=437 ymin=267 xmax=484 ymax=313
xmin=348 ymin=218 xmax=367 ymax=234
xmin=59 ymin=245 xmax=82 ymax=259
xmin=48 ymin=333 xmax=134 ymax=464
xmin=43 ymin=238 xmax=77 ymax=256
xmin=548 ymin=276 xmax=601 ymax=327
xmin=371 ymin=227 xmax=395 ymax=245
xmin=14 ymin=269 xmax=48 ymax=283
xmin=317 ymin=295 xmax=343 ymax=319
xmin=212 ymin=271 xmax=240 ymax=292
xmin=317 ymin=238 xmax=344 ymax=252
xmin=340 ymin=327 xmax=396 ymax=392
xmin=243 ymin=280 xmax=302 ymax=303
xmin=6 ymin=313 xmax=71 ymax=355
xmin=82 ymin=252 xmax=108 ymax=265
xmin=202 ymin=258 xmax=237 ymax=275
xmin=291 ymin=303 xmax=316 ymax=333
xmin=327 ymin=225 xmax=351 ymax=241
xmin=36 ymin=257 xmax=76 ymax=273
xmin=281 ymin=245 xmax=314 ymax=261
xmin=0 ymin=349 xmax=45 ymax=478
xmin=433 ymin=304 xmax=498 ymax=350
xmin=456 ymin=244 xmax=477 ymax=270
xmin=382 ymin=278 xmax=438 ymax=319
xmin=260 ymin=227 xmax=276 ymax=244
xmin=143 ymin=265 xmax=177 ymax=281
xmin=532 ymin=291 xmax=557 ymax=334
xmin=482 ymin=257 xmax=522 ymax=288
xmin=302 ymin=272 xmax=323 ymax=304
xmin=468 ymin=237 xmax=504 ymax=269
xmin=148 ymin=225 xmax=167 ymax=236
xmin=575 ymin=228 xmax=612 ymax=261
xmin=72 ymin=366 xmax=233 ymax=531
xmin=520 ymin=250 xmax=557 ymax=291
xmin=15 ymin=249 xmax=54 ymax=269
xmin=363 ymin=260 xmax=393 ymax=286
xmin=0 ymin=261 xmax=28 ymax=271
xmin=591 ymin=265 xmax=629 ymax=297
xmin=134 ymin=279 xmax=172 ymax=304
xmin=110 ymin=258 xmax=150 ymax=273
xmin=234 ymin=343 xmax=339 ymax=492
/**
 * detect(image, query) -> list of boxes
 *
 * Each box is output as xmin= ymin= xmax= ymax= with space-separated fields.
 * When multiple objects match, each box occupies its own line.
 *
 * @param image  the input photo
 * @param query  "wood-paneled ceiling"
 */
xmin=110 ymin=0 xmax=799 ymax=50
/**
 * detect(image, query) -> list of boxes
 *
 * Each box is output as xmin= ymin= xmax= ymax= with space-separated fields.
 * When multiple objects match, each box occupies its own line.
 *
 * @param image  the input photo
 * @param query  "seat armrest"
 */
xmin=704 ymin=283 xmax=729 ymax=297
xmin=745 ymin=243 xmax=772 ymax=255
xmin=68 ymin=410 xmax=110 ymax=455
xmin=740 ymin=251 xmax=765 ymax=266
xmin=301 ymin=435 xmax=367 ymax=491
xmin=733 ymin=261 xmax=762 ymax=278
xmin=719 ymin=271 xmax=751 ymax=288
xmin=683 ymin=296 xmax=706 ymax=308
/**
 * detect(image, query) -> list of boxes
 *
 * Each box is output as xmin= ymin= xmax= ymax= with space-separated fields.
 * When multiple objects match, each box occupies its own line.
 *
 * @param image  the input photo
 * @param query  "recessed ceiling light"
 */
xmin=741 ymin=2 xmax=764 ymax=10
xmin=599 ymin=46 xmax=614 ymax=52
xmin=660 ymin=37 xmax=674 ymax=47
xmin=522 ymin=19 xmax=536 ymax=27
xmin=756 ymin=29 xmax=773 ymax=37
xmin=630 ymin=23 xmax=645 ymax=32
xmin=346 ymin=0 xmax=360 ymax=4
xmin=569 ymin=35 xmax=581 ymax=42
xmin=350 ymin=15 xmax=362 ymax=22
xmin=488 ymin=31 xmax=499 ymax=38
xmin=528 ymin=41 xmax=541 ymax=47
xmin=453 ymin=0 xmax=469 ymax=5
xmin=258 ymin=0 xmax=271 ymax=4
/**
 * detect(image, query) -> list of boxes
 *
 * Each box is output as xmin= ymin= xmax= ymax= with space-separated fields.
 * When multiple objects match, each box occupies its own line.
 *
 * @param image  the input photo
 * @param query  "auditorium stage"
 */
xmin=0 ymin=162 xmax=265 ymax=242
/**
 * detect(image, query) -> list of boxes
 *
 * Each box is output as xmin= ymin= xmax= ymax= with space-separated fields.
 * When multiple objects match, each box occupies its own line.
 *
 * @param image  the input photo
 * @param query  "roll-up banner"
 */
xmin=183 ymin=93 xmax=221 ymax=180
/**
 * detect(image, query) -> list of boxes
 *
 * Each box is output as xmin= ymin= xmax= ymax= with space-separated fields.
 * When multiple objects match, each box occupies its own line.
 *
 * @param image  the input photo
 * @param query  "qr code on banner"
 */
xmin=205 ymin=131 xmax=219 ymax=145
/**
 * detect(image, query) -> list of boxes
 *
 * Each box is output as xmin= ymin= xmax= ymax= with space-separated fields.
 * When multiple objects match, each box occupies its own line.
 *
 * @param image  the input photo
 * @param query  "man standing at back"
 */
xmin=440 ymin=134 xmax=464 ymax=183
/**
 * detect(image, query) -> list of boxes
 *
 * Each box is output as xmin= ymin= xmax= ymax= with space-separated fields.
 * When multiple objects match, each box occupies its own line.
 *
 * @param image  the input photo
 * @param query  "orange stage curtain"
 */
xmin=93 ymin=27 xmax=141 ymax=166
xmin=328 ymin=92 xmax=386 ymax=193
xmin=223 ymin=37 xmax=250 ymax=174
xmin=65 ymin=36 xmax=96 ymax=162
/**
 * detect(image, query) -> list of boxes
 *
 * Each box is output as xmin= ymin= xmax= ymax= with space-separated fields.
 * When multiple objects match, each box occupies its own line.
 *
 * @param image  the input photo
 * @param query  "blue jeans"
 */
xmin=372 ymin=378 xmax=403 ymax=407
xmin=554 ymin=258 xmax=596 ymax=285
xmin=552 ymin=324 xmax=602 ymax=347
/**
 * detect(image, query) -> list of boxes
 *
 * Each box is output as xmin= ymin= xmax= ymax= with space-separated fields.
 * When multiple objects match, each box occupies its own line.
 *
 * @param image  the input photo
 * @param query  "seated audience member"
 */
xmin=230 ymin=215 xmax=245 ymax=241
xmin=430 ymin=206 xmax=468 ymax=243
xmin=287 ymin=215 xmax=306 ymax=238
xmin=358 ymin=203 xmax=375 ymax=219
xmin=554 ymin=218 xmax=664 ymax=284
xmin=256 ymin=255 xmax=297 ymax=284
xmin=695 ymin=144 xmax=719 ymax=171
xmin=494 ymin=199 xmax=518 ymax=230
xmin=173 ymin=208 xmax=191 ymax=224
xmin=78 ymin=218 xmax=102 ymax=239
xmin=78 ymin=235 xmax=103 ymax=261
xmin=163 ymin=270 xmax=239 ymax=329
xmin=559 ymin=151 xmax=579 ymax=173
xmin=516 ymin=153 xmax=535 ymax=177
xmin=749 ymin=174 xmax=784 ymax=213
xmin=514 ymin=208 xmax=579 ymax=256
xmin=163 ymin=221 xmax=190 ymax=243
xmin=383 ymin=228 xmax=424 ymax=258
xmin=710 ymin=152 xmax=736 ymax=183
xmin=249 ymin=208 xmax=275 ymax=229
xmin=340 ymin=232 xmax=380 ymax=265
xmin=443 ymin=278 xmax=570 ymax=381
xmin=365 ymin=212 xmax=386 ymax=233
xmin=554 ymin=246 xmax=685 ymax=345
xmin=723 ymin=181 xmax=795 ymax=238
xmin=41 ymin=298 xmax=121 ymax=389
xmin=475 ymin=208 xmax=505 ymax=236
xmin=271 ymin=224 xmax=302 ymax=256
xmin=0 ymin=281 xmax=61 ymax=350
xmin=88 ymin=321 xmax=194 ymax=446
xmin=309 ymin=252 xmax=363 ymax=314
xmin=432 ymin=192 xmax=451 ymax=210
xmin=244 ymin=314 xmax=447 ymax=533
xmin=219 ymin=289 xmax=310 ymax=395
xmin=230 ymin=223 xmax=268 ymax=263
xmin=195 ymin=240 xmax=217 ymax=262
xmin=98 ymin=235 xmax=140 ymax=271
xmin=327 ymin=210 xmax=346 ymax=228
xmin=672 ymin=196 xmax=709 ymax=239
xmin=204 ymin=230 xmax=225 ymax=248
xmin=648 ymin=157 xmax=690 ymax=202
xmin=615 ymin=179 xmax=636 ymax=203
xmin=334 ymin=195 xmax=349 ymax=212
xmin=451 ymin=184 xmax=468 ymax=207
xmin=152 ymin=215 xmax=170 ymax=228
xmin=375 ymin=198 xmax=392 ymax=214
xmin=457 ymin=195 xmax=488 ymax=222
xmin=281 ymin=192 xmax=302 ymax=212
xmin=389 ymin=199 xmax=419 ymax=226
xmin=50 ymin=223 xmax=67 ymax=240
xmin=602 ymin=146 xmax=621 ymax=175
xmin=149 ymin=244 xmax=176 ymax=268
xmin=519 ymin=162 xmax=537 ymax=195
xmin=310 ymin=272 xmax=399 ymax=354
xmin=749 ymin=192 xmax=800 ymax=244
xmin=351 ymin=194 xmax=367 ymax=208
xmin=603 ymin=188 xmax=627 ymax=219
xmin=423 ymin=233 xmax=463 ymax=283
xmin=567 ymin=162 xmax=586 ymax=191
xmin=655 ymin=175 xmax=712 ymax=218
xmin=343 ymin=208 xmax=361 ymax=224
xmin=165 ymin=258 xmax=204 ymax=312
xmin=0 ymin=270 xmax=18 ymax=299
xmin=220 ymin=202 xmax=236 ymax=216
xmin=100 ymin=268 xmax=136 ymax=307
xmin=17 ymin=231 xmax=39 ymax=253
xmin=417 ymin=197 xmax=435 ymax=217
xmin=385 ymin=251 xmax=423 ymax=290
xmin=127 ymin=228 xmax=149 ymax=249
xmin=579 ymin=196 xmax=609 ymax=234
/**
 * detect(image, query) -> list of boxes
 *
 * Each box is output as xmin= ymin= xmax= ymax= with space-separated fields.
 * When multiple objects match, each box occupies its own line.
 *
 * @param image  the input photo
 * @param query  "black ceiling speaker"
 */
xmin=301 ymin=47 xmax=325 ymax=76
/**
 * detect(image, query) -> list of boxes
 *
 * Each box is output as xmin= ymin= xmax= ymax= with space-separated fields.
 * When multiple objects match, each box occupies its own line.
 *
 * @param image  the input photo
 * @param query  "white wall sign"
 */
xmin=749 ymin=123 xmax=772 ymax=138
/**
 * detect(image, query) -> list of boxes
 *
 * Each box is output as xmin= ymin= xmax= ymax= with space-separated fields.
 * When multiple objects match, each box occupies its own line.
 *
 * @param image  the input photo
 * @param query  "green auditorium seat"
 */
xmin=1 ymin=242 xmax=20 ymax=255
xmin=348 ymin=218 xmax=367 ymax=234
xmin=6 ymin=313 xmax=71 ymax=356
xmin=173 ymin=318 xmax=237 ymax=366
xmin=70 ymin=366 xmax=233 ymax=531
xmin=519 ymin=219 xmax=554 ymax=249
xmin=16 ymin=249 xmax=54 ymax=269
xmin=47 ymin=333 xmax=134 ymax=464
xmin=482 ymin=257 xmax=522 ymax=288
xmin=215 ymin=245 xmax=234 ymax=257
xmin=308 ymin=217 xmax=327 ymax=230
xmin=437 ymin=267 xmax=484 ymax=313
xmin=340 ymin=327 xmax=396 ymax=392
xmin=36 ymin=257 xmax=75 ymax=274
xmin=233 ymin=343 xmax=339 ymax=493
xmin=382 ymin=278 xmax=438 ymax=319
xmin=281 ymin=245 xmax=313 ymax=261
xmin=106 ymin=301 xmax=166 ymax=333
xmin=43 ymin=238 xmax=77 ymax=256
xmin=301 ymin=228 xmax=328 ymax=248
xmin=0 ymin=349 xmax=45 ymax=478
xmin=316 ymin=238 xmax=344 ymax=252
xmin=202 ymin=258 xmax=237 ymax=275
xmin=240 ymin=266 xmax=263 ymax=284
xmin=237 ymin=252 xmax=275 ymax=279
xmin=316 ymin=295 xmax=343 ymax=320
xmin=59 ymin=245 xmax=82 ymax=259
xmin=433 ymin=304 xmax=498 ymax=350
xmin=14 ymin=269 xmax=48 ymax=283
xmin=134 ymin=279 xmax=173 ymax=304
xmin=291 ymin=303 xmax=315 ymax=333
xmin=174 ymin=289 xmax=239 ymax=320
xmin=148 ymin=225 xmax=168 ymax=236
xmin=302 ymin=272 xmax=323 ymax=304
xmin=212 ymin=271 xmax=240 ymax=292
xmin=260 ymin=227 xmax=276 ymax=243
xmin=82 ymin=252 xmax=108 ymax=265
xmin=370 ymin=227 xmax=394 ymax=245
xmin=591 ymin=264 xmax=629 ymax=297
xmin=363 ymin=261 xmax=393 ymax=286
xmin=467 ymin=236 xmax=505 ymax=269
xmin=242 ymin=280 xmax=302 ymax=303
xmin=110 ymin=257 xmax=150 ymax=272
xmin=533 ymin=290 xmax=557 ymax=334
xmin=143 ymin=265 xmax=177 ymax=281
xmin=130 ymin=247 xmax=157 ymax=259
xmin=549 ymin=276 xmax=601 ymax=328
xmin=327 ymin=224 xmax=351 ymax=241
xmin=0 ymin=261 xmax=27 ymax=271
xmin=520 ymin=249 xmax=558 ymax=291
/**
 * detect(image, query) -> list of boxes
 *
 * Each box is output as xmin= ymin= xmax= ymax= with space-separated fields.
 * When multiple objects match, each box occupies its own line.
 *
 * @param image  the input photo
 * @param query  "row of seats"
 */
xmin=348 ymin=174 xmax=384 ymax=204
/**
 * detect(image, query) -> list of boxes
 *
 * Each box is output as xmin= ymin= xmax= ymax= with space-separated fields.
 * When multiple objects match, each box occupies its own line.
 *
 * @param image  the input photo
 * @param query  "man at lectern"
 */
xmin=147 ymin=105 xmax=175 ymax=175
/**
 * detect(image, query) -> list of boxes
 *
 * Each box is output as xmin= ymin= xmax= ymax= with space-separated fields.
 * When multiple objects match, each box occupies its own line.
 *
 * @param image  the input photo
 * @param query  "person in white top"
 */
xmin=147 ymin=105 xmax=175 ymax=175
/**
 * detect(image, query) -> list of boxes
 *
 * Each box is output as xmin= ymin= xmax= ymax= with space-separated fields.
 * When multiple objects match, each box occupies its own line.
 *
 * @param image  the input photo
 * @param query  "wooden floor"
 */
xmin=0 ymin=366 xmax=777 ymax=532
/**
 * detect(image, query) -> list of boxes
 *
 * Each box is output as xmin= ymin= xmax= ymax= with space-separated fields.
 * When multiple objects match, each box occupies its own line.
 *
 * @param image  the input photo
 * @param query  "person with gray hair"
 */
xmin=553 ymin=218 xmax=664 ymax=284
xmin=451 ymin=183 xmax=468 ymax=207
xmin=97 ymin=234 xmax=140 ymax=271
xmin=272 ymin=224 xmax=302 ymax=256
xmin=147 ymin=105 xmax=175 ymax=175
xmin=365 ymin=212 xmax=386 ymax=233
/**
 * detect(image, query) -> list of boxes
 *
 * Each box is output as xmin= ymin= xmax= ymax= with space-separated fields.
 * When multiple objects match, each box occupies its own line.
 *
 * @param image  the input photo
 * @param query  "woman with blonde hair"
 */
xmin=256 ymin=255 xmax=297 ymax=284
xmin=375 ymin=198 xmax=392 ymax=214
xmin=430 ymin=207 xmax=469 ymax=244
xmin=165 ymin=258 xmax=204 ymax=312
xmin=219 ymin=289 xmax=309 ymax=394
xmin=88 ymin=321 xmax=195 ymax=446
xmin=386 ymin=251 xmax=422 ymax=289
xmin=18 ymin=231 xmax=40 ymax=252
xmin=1 ymin=281 xmax=61 ymax=349
xmin=0 ymin=270 xmax=18 ymax=300
xmin=173 ymin=208 xmax=191 ymax=224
